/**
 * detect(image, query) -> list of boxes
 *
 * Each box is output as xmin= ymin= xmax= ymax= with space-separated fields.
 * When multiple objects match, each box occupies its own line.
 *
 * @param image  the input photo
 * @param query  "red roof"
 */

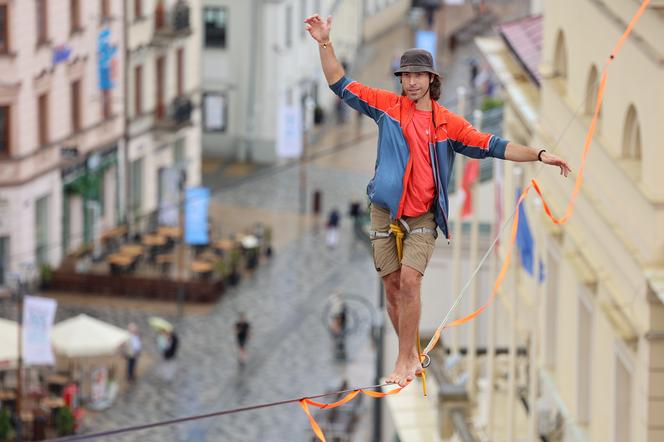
xmin=499 ymin=15 xmax=543 ymax=85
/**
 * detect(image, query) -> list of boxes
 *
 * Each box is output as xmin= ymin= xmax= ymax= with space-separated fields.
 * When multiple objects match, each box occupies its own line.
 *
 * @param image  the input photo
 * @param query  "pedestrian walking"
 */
xmin=235 ymin=313 xmax=251 ymax=367
xmin=305 ymin=13 xmax=571 ymax=387
xmin=124 ymin=323 xmax=142 ymax=383
xmin=325 ymin=208 xmax=341 ymax=248
xmin=157 ymin=328 xmax=179 ymax=381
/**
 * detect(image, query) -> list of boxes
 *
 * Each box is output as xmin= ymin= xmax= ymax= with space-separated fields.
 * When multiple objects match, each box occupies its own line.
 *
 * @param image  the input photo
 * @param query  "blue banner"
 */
xmin=184 ymin=187 xmax=210 ymax=245
xmin=515 ymin=188 xmax=545 ymax=282
xmin=415 ymin=30 xmax=438 ymax=63
xmin=97 ymin=27 xmax=117 ymax=90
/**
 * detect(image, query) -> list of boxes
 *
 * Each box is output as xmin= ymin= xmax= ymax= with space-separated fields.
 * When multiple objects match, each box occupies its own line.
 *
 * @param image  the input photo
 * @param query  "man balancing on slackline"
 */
xmin=304 ymin=14 xmax=571 ymax=387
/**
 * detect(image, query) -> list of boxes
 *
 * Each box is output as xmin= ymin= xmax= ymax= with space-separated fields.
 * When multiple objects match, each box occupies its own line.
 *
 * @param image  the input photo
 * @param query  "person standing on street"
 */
xmin=235 ymin=313 xmax=251 ymax=367
xmin=304 ymin=14 xmax=571 ymax=387
xmin=124 ymin=323 xmax=142 ymax=383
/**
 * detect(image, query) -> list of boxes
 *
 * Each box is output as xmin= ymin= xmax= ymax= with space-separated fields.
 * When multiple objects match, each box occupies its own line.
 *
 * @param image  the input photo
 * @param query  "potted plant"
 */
xmin=227 ymin=248 xmax=241 ymax=286
xmin=39 ymin=263 xmax=54 ymax=290
xmin=55 ymin=406 xmax=75 ymax=436
xmin=0 ymin=408 xmax=13 ymax=441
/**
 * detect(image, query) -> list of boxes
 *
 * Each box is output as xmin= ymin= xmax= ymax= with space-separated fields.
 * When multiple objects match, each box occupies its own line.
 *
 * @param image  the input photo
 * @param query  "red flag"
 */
xmin=460 ymin=160 xmax=480 ymax=218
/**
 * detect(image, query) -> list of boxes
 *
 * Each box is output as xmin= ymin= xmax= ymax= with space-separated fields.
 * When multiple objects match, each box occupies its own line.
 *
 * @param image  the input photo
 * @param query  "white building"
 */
xmin=124 ymin=0 xmax=202 ymax=232
xmin=201 ymin=0 xmax=410 ymax=163
xmin=0 ymin=0 xmax=125 ymax=283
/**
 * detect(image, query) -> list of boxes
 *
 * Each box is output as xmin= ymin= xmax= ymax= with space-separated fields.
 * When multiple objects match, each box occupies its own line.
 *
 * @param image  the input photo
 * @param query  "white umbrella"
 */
xmin=51 ymin=314 xmax=130 ymax=358
xmin=0 ymin=318 xmax=18 ymax=369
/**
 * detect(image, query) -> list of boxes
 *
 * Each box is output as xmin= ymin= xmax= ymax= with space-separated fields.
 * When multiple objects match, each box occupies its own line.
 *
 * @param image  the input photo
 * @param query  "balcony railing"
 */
xmin=153 ymin=0 xmax=191 ymax=43
xmin=155 ymin=96 xmax=193 ymax=131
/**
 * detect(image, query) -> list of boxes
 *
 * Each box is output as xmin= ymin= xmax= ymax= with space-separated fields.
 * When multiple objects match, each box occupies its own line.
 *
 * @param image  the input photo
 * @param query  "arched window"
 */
xmin=622 ymin=105 xmax=641 ymax=160
xmin=585 ymin=65 xmax=601 ymax=131
xmin=621 ymin=104 xmax=642 ymax=180
xmin=553 ymin=30 xmax=568 ymax=84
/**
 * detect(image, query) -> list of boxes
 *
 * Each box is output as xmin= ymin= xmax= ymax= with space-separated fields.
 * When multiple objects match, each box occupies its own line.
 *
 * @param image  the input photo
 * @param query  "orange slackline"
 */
xmin=302 ymin=1 xmax=651 ymax=440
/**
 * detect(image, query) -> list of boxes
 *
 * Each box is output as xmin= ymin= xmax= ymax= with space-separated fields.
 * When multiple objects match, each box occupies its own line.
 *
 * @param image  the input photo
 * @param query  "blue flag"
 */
xmin=515 ymin=188 xmax=544 ymax=282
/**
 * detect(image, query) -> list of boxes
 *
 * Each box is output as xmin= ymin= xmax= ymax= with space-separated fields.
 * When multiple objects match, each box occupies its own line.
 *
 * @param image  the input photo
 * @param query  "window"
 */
xmin=70 ymin=0 xmax=81 ymax=32
xmin=155 ymin=0 xmax=165 ymax=30
xmin=176 ymin=48 xmax=184 ymax=96
xmin=71 ymin=80 xmax=81 ymax=133
xmin=134 ymin=65 xmax=143 ymax=115
xmin=134 ymin=0 xmax=142 ymax=19
xmin=553 ymin=30 xmax=567 ymax=89
xmin=36 ymin=0 xmax=48 ymax=45
xmin=155 ymin=56 xmax=165 ymax=119
xmin=0 ymin=5 xmax=8 ymax=52
xmin=203 ymin=93 xmax=227 ymax=132
xmin=577 ymin=288 xmax=593 ymax=424
xmin=38 ymin=93 xmax=49 ymax=147
xmin=300 ymin=0 xmax=306 ymax=38
xmin=35 ymin=194 xmax=50 ymax=266
xmin=285 ymin=5 xmax=293 ymax=48
xmin=622 ymin=105 xmax=641 ymax=160
xmin=585 ymin=65 xmax=601 ymax=131
xmin=0 ymin=105 xmax=9 ymax=156
xmin=204 ymin=7 xmax=227 ymax=48
xmin=614 ymin=351 xmax=632 ymax=442
xmin=174 ymin=137 xmax=185 ymax=167
xmin=130 ymin=158 xmax=143 ymax=216
xmin=0 ymin=236 xmax=8 ymax=286
xmin=100 ymin=0 xmax=110 ymax=20
xmin=101 ymin=90 xmax=112 ymax=119
xmin=544 ymin=250 xmax=559 ymax=368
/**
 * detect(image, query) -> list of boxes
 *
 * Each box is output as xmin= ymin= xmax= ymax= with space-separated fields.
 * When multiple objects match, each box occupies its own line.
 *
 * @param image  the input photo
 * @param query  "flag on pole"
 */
xmin=515 ymin=188 xmax=544 ymax=282
xmin=460 ymin=160 xmax=480 ymax=218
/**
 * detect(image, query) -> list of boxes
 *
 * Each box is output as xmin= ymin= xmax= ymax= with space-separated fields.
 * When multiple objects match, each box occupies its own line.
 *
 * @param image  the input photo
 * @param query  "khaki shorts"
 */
xmin=370 ymin=204 xmax=437 ymax=277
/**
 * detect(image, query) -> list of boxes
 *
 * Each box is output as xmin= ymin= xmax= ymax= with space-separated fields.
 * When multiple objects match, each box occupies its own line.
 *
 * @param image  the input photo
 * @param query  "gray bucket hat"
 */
xmin=393 ymin=48 xmax=440 ymax=77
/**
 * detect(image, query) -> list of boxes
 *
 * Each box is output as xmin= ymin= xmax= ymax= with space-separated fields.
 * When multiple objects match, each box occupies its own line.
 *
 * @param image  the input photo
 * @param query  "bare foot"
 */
xmin=385 ymin=354 xmax=422 ymax=387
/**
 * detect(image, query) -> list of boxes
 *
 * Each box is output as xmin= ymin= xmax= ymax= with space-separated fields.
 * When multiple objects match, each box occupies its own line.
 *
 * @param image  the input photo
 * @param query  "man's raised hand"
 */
xmin=304 ymin=14 xmax=332 ymax=44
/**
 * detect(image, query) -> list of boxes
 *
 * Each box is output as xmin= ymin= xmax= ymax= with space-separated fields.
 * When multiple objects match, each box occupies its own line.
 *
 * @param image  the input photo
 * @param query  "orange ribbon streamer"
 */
xmin=422 ymin=0 xmax=651 ymax=358
xmin=300 ymin=387 xmax=402 ymax=442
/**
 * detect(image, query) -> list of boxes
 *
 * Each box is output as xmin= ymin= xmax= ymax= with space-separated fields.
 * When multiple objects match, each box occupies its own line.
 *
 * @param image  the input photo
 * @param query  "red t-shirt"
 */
xmin=401 ymin=109 xmax=436 ymax=217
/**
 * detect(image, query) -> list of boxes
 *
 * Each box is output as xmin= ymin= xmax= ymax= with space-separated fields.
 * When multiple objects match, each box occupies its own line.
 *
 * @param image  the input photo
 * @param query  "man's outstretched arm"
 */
xmin=304 ymin=14 xmax=344 ymax=85
xmin=504 ymin=142 xmax=572 ymax=177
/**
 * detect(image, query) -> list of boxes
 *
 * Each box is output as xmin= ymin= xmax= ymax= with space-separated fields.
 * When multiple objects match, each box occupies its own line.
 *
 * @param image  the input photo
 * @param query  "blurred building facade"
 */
xmin=0 ymin=0 xmax=126 ymax=281
xmin=0 ymin=0 xmax=202 ymax=285
xmin=124 ymin=0 xmax=202 ymax=233
xmin=200 ymin=0 xmax=410 ymax=163
xmin=472 ymin=0 xmax=664 ymax=441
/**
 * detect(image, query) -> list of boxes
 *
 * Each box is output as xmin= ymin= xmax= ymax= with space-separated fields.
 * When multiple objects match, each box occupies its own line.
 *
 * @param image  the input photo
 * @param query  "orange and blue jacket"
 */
xmin=330 ymin=76 xmax=509 ymax=239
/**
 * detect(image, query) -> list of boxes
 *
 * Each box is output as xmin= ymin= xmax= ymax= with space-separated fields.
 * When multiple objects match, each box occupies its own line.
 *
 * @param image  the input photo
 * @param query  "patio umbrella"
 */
xmin=0 ymin=318 xmax=18 ymax=369
xmin=148 ymin=316 xmax=173 ymax=333
xmin=51 ymin=314 xmax=130 ymax=358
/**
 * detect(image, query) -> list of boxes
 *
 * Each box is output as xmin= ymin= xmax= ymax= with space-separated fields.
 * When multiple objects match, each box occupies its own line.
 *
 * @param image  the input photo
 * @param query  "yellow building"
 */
xmin=475 ymin=0 xmax=664 ymax=441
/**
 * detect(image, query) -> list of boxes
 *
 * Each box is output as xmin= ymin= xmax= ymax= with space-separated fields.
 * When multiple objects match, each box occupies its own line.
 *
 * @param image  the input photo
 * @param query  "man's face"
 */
xmin=401 ymin=71 xmax=432 ymax=101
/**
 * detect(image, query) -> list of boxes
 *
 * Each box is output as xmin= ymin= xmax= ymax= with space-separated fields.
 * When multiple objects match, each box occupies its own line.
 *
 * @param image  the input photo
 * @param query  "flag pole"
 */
xmin=467 ymin=109 xmax=483 ymax=402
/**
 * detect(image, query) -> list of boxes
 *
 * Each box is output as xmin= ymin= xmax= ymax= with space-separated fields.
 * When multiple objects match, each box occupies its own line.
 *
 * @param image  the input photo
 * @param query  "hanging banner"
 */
xmin=97 ymin=27 xmax=117 ymax=90
xmin=22 ymin=295 xmax=57 ymax=366
xmin=184 ymin=187 xmax=210 ymax=245
xmin=276 ymin=104 xmax=303 ymax=159
xmin=415 ymin=30 xmax=438 ymax=63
